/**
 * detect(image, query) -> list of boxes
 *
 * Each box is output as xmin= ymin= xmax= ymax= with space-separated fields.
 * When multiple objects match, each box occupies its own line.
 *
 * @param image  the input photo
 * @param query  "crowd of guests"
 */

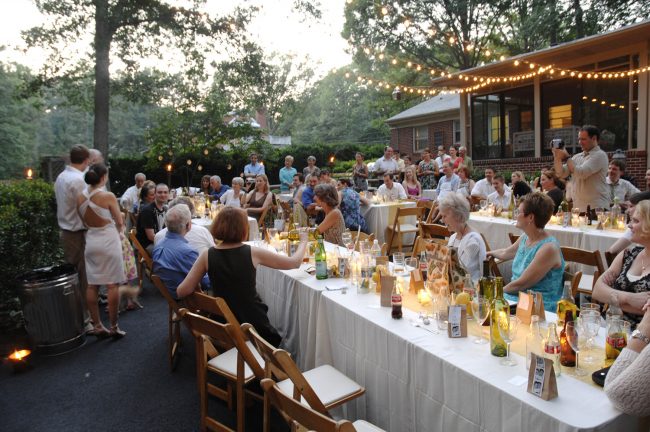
xmin=54 ymin=123 xmax=650 ymax=416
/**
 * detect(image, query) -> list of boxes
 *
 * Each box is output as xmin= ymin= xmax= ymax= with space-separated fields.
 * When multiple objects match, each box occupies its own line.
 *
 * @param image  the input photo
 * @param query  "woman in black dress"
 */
xmin=177 ymin=207 xmax=307 ymax=346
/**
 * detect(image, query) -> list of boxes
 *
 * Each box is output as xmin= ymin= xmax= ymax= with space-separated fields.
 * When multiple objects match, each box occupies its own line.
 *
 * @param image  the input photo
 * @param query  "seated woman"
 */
xmin=337 ymin=178 xmax=370 ymax=233
xmin=606 ymin=191 xmax=650 ymax=256
xmin=244 ymin=174 xmax=272 ymax=219
xmin=220 ymin=177 xmax=246 ymax=208
xmin=593 ymin=200 xmax=650 ymax=328
xmin=511 ymin=170 xmax=532 ymax=198
xmin=314 ymin=183 xmax=346 ymax=246
xmin=402 ymin=166 xmax=422 ymax=199
xmin=539 ymin=169 xmax=564 ymax=213
xmin=176 ymin=207 xmax=308 ymax=347
xmin=199 ymin=174 xmax=211 ymax=196
xmin=604 ymin=298 xmax=650 ymax=417
xmin=456 ymin=165 xmax=475 ymax=198
xmin=438 ymin=192 xmax=486 ymax=284
xmin=487 ymin=193 xmax=565 ymax=311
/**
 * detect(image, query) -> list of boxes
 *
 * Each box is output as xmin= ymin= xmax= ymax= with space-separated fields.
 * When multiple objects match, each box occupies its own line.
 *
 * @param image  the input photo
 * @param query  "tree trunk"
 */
xmin=94 ymin=0 xmax=112 ymax=158
xmin=573 ymin=0 xmax=584 ymax=39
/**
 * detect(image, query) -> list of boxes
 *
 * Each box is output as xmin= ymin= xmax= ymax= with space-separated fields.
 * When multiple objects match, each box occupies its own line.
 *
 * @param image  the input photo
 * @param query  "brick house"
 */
xmin=389 ymin=20 xmax=650 ymax=187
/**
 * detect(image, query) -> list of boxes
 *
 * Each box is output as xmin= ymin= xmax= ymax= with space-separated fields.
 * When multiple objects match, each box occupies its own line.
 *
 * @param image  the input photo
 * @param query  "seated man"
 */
xmin=152 ymin=204 xmax=210 ymax=299
xmin=436 ymin=161 xmax=460 ymax=201
xmin=209 ymin=175 xmax=231 ymax=201
xmin=607 ymin=160 xmax=639 ymax=206
xmin=292 ymin=173 xmax=305 ymax=206
xmin=471 ymin=167 xmax=496 ymax=200
xmin=377 ymin=173 xmax=407 ymax=201
xmin=487 ymin=174 xmax=512 ymax=209
xmin=154 ymin=196 xmax=215 ymax=253
xmin=301 ymin=174 xmax=319 ymax=212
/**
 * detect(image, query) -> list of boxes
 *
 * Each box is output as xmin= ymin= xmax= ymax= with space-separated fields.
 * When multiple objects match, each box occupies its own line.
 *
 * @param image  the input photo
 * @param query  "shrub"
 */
xmin=0 ymin=180 xmax=63 ymax=331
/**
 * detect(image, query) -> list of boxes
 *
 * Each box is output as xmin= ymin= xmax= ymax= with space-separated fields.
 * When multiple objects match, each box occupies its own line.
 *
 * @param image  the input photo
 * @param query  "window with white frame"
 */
xmin=453 ymin=120 xmax=461 ymax=144
xmin=414 ymin=126 xmax=429 ymax=151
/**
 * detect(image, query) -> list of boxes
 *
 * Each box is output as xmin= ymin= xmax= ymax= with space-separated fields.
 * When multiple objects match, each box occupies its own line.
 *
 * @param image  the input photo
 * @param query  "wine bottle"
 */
xmin=560 ymin=310 xmax=576 ymax=367
xmin=556 ymin=281 xmax=578 ymax=327
xmin=561 ymin=196 xmax=570 ymax=227
xmin=610 ymin=197 xmax=621 ymax=229
xmin=479 ymin=260 xmax=494 ymax=301
xmin=315 ymin=235 xmax=328 ymax=280
xmin=490 ymin=277 xmax=508 ymax=357
xmin=287 ymin=212 xmax=300 ymax=256
xmin=507 ymin=190 xmax=515 ymax=220
xmin=586 ymin=204 xmax=592 ymax=226
xmin=544 ymin=323 xmax=562 ymax=376
xmin=525 ymin=315 xmax=543 ymax=369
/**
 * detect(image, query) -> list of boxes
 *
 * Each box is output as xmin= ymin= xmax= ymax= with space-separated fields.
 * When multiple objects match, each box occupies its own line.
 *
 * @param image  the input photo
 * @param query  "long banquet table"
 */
xmin=255 ymin=243 xmax=641 ymax=432
xmin=362 ymin=201 xmax=417 ymax=244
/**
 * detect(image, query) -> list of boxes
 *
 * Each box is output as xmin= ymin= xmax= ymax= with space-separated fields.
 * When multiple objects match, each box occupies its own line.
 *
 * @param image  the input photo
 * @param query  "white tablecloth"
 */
xmin=422 ymin=189 xmax=437 ymax=200
xmin=362 ymin=201 xmax=417 ymax=244
xmin=193 ymin=215 xmax=259 ymax=240
xmin=468 ymin=215 xmax=620 ymax=291
xmin=255 ymin=247 xmax=640 ymax=432
xmin=278 ymin=193 xmax=293 ymax=202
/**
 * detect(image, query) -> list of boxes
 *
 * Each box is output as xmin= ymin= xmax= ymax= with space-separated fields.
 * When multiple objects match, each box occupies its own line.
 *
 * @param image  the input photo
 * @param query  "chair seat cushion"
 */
xmin=353 ymin=420 xmax=386 ymax=432
xmin=207 ymin=341 xmax=264 ymax=381
xmin=277 ymin=364 xmax=363 ymax=407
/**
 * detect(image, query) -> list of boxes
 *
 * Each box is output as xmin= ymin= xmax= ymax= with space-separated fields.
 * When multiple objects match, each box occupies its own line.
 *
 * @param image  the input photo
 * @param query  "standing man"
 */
xmin=209 ymin=175 xmax=230 ymax=201
xmin=120 ymin=173 xmax=146 ymax=212
xmin=607 ymin=160 xmax=639 ymax=204
xmin=553 ymin=125 xmax=609 ymax=210
xmin=436 ymin=161 xmax=460 ymax=201
xmin=434 ymin=146 xmax=450 ymax=170
xmin=136 ymin=183 xmax=169 ymax=255
xmin=487 ymin=175 xmax=512 ymax=208
xmin=279 ymin=155 xmax=297 ymax=193
xmin=54 ymin=144 xmax=93 ymax=333
xmin=458 ymin=146 xmax=473 ymax=171
xmin=471 ymin=167 xmax=497 ymax=200
xmin=243 ymin=153 xmax=265 ymax=181
xmin=372 ymin=146 xmax=399 ymax=178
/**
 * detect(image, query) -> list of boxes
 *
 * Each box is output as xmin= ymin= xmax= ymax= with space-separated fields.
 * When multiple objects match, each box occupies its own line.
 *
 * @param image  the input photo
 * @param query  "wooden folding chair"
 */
xmin=293 ymin=202 xmax=310 ymax=227
xmin=508 ymin=233 xmax=520 ymax=245
xmin=604 ymin=250 xmax=617 ymax=268
xmin=180 ymin=308 xmax=263 ymax=432
xmin=260 ymin=379 xmax=385 ymax=432
xmin=419 ymin=222 xmax=451 ymax=241
xmin=560 ymin=246 xmax=605 ymax=295
xmin=479 ymin=234 xmax=503 ymax=278
xmin=151 ymin=275 xmax=183 ymax=371
xmin=386 ymin=206 xmax=425 ymax=254
xmin=564 ymin=269 xmax=583 ymax=299
xmin=129 ymin=228 xmax=153 ymax=291
xmin=279 ymin=200 xmax=292 ymax=221
xmin=416 ymin=200 xmax=433 ymax=224
xmin=245 ymin=326 xmax=365 ymax=418
xmin=351 ymin=232 xmax=375 ymax=252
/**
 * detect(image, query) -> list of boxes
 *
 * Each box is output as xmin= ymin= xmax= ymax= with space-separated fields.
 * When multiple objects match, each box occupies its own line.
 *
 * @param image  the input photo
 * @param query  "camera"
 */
xmin=550 ymin=138 xmax=565 ymax=150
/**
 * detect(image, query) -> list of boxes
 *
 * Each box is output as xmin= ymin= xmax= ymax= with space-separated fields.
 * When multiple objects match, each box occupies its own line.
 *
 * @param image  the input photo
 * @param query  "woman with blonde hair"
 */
xmin=402 ymin=165 xmax=422 ymax=199
xmin=244 ymin=174 xmax=272 ymax=217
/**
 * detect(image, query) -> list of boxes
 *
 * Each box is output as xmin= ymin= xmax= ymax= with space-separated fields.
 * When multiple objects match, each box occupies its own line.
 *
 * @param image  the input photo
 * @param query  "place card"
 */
xmin=409 ymin=268 xmax=424 ymax=293
xmin=447 ymin=305 xmax=467 ymax=338
xmin=527 ymin=354 xmax=558 ymax=401
xmin=516 ymin=291 xmax=545 ymax=324
xmin=380 ymin=275 xmax=395 ymax=307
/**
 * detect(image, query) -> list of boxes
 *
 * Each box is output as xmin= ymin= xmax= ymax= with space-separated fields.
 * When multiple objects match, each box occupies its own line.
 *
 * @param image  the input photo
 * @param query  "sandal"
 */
xmin=91 ymin=325 xmax=110 ymax=339
xmin=110 ymin=325 xmax=126 ymax=339
xmin=126 ymin=298 xmax=143 ymax=311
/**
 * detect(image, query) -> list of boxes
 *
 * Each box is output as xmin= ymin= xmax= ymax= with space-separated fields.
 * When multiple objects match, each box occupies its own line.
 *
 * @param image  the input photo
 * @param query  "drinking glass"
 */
xmin=479 ymin=199 xmax=488 ymax=212
xmin=436 ymin=290 xmax=450 ymax=331
xmin=566 ymin=320 xmax=588 ymax=376
xmin=405 ymin=257 xmax=418 ymax=273
xmin=268 ymin=228 xmax=278 ymax=240
xmin=498 ymin=315 xmax=520 ymax=366
xmin=579 ymin=310 xmax=601 ymax=363
xmin=470 ymin=296 xmax=490 ymax=344
xmin=424 ymin=281 xmax=441 ymax=335
xmin=393 ymin=252 xmax=406 ymax=275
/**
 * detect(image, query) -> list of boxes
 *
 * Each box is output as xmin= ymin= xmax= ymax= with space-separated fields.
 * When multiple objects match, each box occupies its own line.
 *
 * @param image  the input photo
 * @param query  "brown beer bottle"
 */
xmin=560 ymin=310 xmax=576 ymax=367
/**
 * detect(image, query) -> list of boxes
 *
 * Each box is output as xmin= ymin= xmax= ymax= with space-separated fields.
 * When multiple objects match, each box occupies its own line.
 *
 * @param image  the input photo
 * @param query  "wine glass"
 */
xmin=436 ymin=290 xmax=450 ymax=331
xmin=566 ymin=320 xmax=588 ymax=376
xmin=424 ymin=281 xmax=440 ymax=335
xmin=498 ymin=314 xmax=520 ymax=366
xmin=579 ymin=310 xmax=600 ymax=363
xmin=342 ymin=231 xmax=353 ymax=257
xmin=470 ymin=296 xmax=490 ymax=344
xmin=479 ymin=199 xmax=488 ymax=212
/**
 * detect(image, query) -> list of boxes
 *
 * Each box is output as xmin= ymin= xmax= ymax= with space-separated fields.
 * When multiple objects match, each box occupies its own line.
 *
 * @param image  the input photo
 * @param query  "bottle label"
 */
xmin=391 ymin=294 xmax=402 ymax=305
xmin=544 ymin=344 xmax=560 ymax=355
xmin=315 ymin=261 xmax=327 ymax=276
xmin=607 ymin=335 xmax=627 ymax=349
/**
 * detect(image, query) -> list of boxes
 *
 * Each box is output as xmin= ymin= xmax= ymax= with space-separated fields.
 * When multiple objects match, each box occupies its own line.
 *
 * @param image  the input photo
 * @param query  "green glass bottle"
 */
xmin=507 ymin=190 xmax=515 ymax=219
xmin=315 ymin=235 xmax=328 ymax=280
xmin=490 ymin=277 xmax=508 ymax=357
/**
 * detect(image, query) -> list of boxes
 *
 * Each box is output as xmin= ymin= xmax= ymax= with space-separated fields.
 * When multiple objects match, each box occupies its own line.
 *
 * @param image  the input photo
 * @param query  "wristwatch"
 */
xmin=631 ymin=329 xmax=650 ymax=345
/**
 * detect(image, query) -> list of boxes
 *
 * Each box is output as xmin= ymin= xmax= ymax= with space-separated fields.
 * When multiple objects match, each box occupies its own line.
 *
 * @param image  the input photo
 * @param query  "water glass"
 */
xmin=393 ymin=252 xmax=406 ymax=275
xmin=470 ymin=296 xmax=490 ymax=344
xmin=566 ymin=320 xmax=588 ymax=376
xmin=405 ymin=257 xmax=418 ymax=273
xmin=498 ymin=315 xmax=520 ymax=366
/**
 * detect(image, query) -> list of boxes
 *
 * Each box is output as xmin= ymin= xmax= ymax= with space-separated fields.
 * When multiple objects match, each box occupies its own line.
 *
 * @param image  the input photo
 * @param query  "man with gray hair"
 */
xmin=120 ymin=172 xmax=146 ymax=213
xmin=154 ymin=196 xmax=215 ymax=253
xmin=152 ymin=204 xmax=210 ymax=298
xmin=209 ymin=175 xmax=230 ymax=200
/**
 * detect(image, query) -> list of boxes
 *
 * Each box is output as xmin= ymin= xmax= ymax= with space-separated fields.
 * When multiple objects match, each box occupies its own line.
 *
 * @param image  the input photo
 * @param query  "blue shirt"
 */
xmin=505 ymin=234 xmax=565 ymax=311
xmin=279 ymin=167 xmax=297 ymax=192
xmin=436 ymin=173 xmax=460 ymax=199
xmin=302 ymin=186 xmax=315 ymax=208
xmin=152 ymin=232 xmax=210 ymax=299
xmin=244 ymin=162 xmax=265 ymax=177
xmin=209 ymin=184 xmax=231 ymax=200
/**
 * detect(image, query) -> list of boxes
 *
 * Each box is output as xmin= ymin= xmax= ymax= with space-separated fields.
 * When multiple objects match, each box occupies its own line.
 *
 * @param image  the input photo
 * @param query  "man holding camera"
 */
xmin=553 ymin=125 xmax=609 ymax=210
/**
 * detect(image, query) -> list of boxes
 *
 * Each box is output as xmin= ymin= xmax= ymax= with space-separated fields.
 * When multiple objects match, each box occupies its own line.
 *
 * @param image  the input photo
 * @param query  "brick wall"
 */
xmin=473 ymin=149 xmax=648 ymax=189
xmin=391 ymin=120 xmax=456 ymax=161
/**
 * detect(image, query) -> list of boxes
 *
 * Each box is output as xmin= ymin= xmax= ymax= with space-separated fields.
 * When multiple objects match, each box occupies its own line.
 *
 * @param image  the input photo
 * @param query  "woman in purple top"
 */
xmin=402 ymin=166 xmax=422 ymax=199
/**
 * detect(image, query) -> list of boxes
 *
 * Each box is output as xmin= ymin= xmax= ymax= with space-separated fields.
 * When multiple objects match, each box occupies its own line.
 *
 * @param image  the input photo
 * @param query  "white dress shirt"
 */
xmin=471 ymin=178 xmax=495 ymax=198
xmin=372 ymin=157 xmax=399 ymax=174
xmin=606 ymin=177 xmax=640 ymax=203
xmin=377 ymin=182 xmax=407 ymax=201
xmin=487 ymin=190 xmax=512 ymax=209
xmin=120 ymin=185 xmax=141 ymax=211
xmin=154 ymin=222 xmax=215 ymax=254
xmin=55 ymin=165 xmax=87 ymax=231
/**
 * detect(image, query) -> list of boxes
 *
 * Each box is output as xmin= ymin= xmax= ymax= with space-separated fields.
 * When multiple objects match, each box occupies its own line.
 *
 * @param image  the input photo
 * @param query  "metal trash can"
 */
xmin=18 ymin=264 xmax=86 ymax=355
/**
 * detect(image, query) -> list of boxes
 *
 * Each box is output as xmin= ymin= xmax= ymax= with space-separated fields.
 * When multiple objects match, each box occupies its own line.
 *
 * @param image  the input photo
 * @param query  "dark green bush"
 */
xmin=0 ymin=180 xmax=63 ymax=331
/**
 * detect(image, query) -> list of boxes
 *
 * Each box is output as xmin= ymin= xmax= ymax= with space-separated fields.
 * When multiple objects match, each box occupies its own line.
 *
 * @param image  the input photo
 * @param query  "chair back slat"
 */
xmin=604 ymin=251 xmax=616 ymax=268
xmin=129 ymin=228 xmax=153 ymax=270
xmin=508 ymin=233 xmax=520 ymax=245
xmin=419 ymin=223 xmax=450 ymax=240
xmin=151 ymin=275 xmax=180 ymax=312
xmin=180 ymin=309 xmax=234 ymax=351
xmin=185 ymin=291 xmax=226 ymax=318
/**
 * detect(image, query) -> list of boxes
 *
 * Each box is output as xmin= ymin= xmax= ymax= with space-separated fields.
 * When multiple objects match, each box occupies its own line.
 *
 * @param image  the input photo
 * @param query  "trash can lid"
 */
xmin=18 ymin=264 xmax=76 ymax=283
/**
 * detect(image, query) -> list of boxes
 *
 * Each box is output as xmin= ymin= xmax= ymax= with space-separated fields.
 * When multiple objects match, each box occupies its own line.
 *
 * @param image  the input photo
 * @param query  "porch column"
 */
xmin=534 ymin=76 xmax=542 ymax=158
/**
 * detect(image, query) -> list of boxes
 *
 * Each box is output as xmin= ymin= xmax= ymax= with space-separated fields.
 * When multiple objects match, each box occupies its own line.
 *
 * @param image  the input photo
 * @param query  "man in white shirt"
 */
xmin=394 ymin=151 xmax=406 ymax=178
xmin=607 ymin=160 xmax=639 ymax=205
xmin=435 ymin=161 xmax=460 ymax=201
xmin=487 ymin=175 xmax=512 ymax=209
xmin=54 ymin=144 xmax=92 ymax=332
xmin=372 ymin=146 xmax=399 ymax=177
xmin=154 ymin=196 xmax=215 ymax=253
xmin=434 ymin=146 xmax=450 ymax=169
xmin=471 ymin=167 xmax=496 ymax=200
xmin=120 ymin=173 xmax=146 ymax=212
xmin=377 ymin=173 xmax=407 ymax=201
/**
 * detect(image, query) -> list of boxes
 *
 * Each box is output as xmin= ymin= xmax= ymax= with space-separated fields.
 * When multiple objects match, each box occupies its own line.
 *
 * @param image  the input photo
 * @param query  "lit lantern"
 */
xmin=8 ymin=348 xmax=32 ymax=372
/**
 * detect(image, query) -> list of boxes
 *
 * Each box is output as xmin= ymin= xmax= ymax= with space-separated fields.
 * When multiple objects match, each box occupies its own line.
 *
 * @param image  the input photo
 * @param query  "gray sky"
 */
xmin=0 ymin=0 xmax=351 ymax=77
